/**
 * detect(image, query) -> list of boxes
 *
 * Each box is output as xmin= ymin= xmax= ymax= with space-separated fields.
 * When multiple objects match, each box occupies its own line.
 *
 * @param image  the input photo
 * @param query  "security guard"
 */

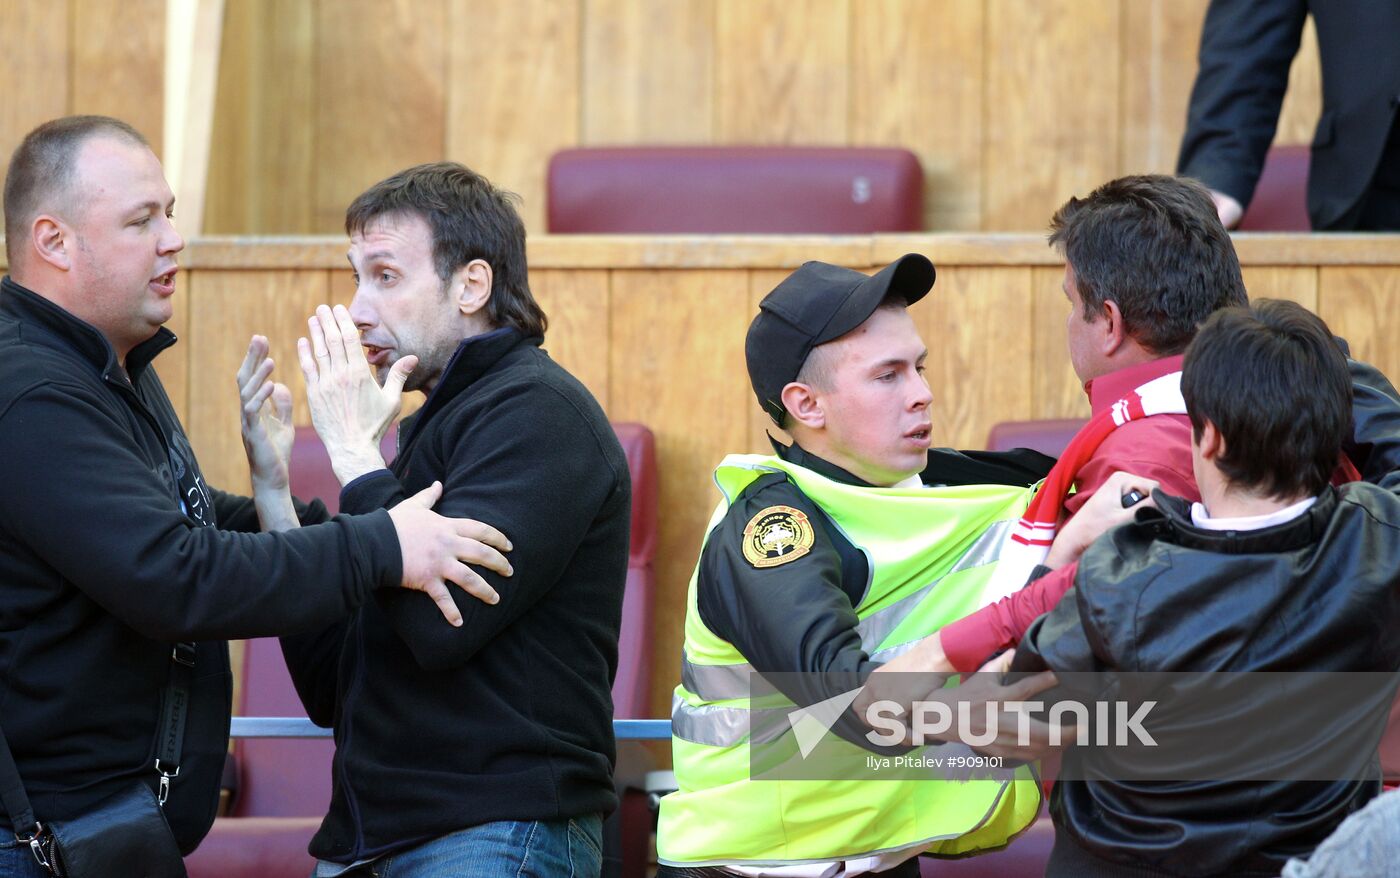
xmin=656 ymin=255 xmax=1056 ymax=877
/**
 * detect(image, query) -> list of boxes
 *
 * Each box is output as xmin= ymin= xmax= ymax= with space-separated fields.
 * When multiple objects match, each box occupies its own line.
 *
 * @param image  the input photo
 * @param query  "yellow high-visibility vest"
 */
xmin=658 ymin=454 xmax=1042 ymax=868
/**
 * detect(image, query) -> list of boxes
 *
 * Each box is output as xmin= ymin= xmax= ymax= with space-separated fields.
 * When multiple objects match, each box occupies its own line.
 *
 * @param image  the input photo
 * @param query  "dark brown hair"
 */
xmin=1183 ymin=300 xmax=1351 ymax=499
xmin=345 ymin=162 xmax=546 ymax=337
xmin=1050 ymin=174 xmax=1247 ymax=355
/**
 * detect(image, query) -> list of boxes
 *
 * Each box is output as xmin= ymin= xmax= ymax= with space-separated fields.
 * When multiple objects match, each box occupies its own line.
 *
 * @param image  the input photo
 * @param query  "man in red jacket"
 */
xmin=878 ymin=174 xmax=1247 ymax=677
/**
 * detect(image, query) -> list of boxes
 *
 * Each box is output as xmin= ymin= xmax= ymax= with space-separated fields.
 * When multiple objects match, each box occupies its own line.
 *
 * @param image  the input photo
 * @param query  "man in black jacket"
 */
xmin=1177 ymin=0 xmax=1400 ymax=230
xmin=1017 ymin=300 xmax=1400 ymax=876
xmin=0 ymin=118 xmax=512 ymax=875
xmin=241 ymin=163 xmax=630 ymax=876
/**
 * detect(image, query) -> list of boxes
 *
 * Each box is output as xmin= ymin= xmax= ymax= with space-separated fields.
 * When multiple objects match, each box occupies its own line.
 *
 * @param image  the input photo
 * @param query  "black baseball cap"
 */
xmin=745 ymin=253 xmax=936 ymax=426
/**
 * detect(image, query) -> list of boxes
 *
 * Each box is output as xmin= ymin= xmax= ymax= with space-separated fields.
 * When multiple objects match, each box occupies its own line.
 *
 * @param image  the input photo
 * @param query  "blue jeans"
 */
xmin=0 ymin=836 xmax=49 ymax=878
xmin=319 ymin=814 xmax=604 ymax=878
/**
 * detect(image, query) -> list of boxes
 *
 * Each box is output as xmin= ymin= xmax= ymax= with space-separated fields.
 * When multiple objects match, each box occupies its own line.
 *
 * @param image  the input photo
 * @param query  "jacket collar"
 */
xmin=402 ymin=327 xmax=540 ymax=446
xmin=769 ymin=437 xmax=875 ymax=488
xmin=1147 ymin=488 xmax=1336 ymax=555
xmin=1084 ymin=354 xmax=1186 ymax=417
xmin=0 ymin=275 xmax=176 ymax=384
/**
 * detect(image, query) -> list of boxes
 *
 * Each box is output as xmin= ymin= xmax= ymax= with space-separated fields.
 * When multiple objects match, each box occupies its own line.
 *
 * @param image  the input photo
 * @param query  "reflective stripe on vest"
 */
xmin=675 ymin=516 xmax=1015 ymax=726
xmin=658 ymin=455 xmax=1042 ymax=866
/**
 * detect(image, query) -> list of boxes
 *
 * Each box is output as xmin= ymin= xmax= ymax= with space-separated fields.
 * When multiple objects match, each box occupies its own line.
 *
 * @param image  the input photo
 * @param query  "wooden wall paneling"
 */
xmin=1240 ymin=266 xmax=1319 ymax=312
xmin=0 ymin=0 xmax=71 ymax=218
xmin=162 ymin=0 xmax=225 ymax=238
xmin=984 ymin=0 xmax=1121 ymax=230
xmin=1118 ymin=0 xmax=1209 ymax=175
xmin=448 ymin=0 xmax=581 ymax=235
xmin=229 ymin=639 xmax=246 ymax=718
xmin=608 ymin=269 xmax=751 ymax=715
xmin=850 ymin=0 xmax=984 ymax=231
xmin=315 ymin=0 xmax=447 ymax=232
xmin=873 ymin=234 xmax=1061 ymax=267
xmin=1029 ymin=264 xmax=1087 ymax=420
xmin=532 ymin=234 xmax=871 ymax=270
xmin=1274 ymin=16 xmax=1322 ymax=146
xmin=185 ymin=269 xmax=339 ymax=494
xmin=531 ymin=269 xmax=611 ymax=412
xmin=161 ymin=272 xmax=193 ymax=428
xmin=1231 ymin=235 xmax=1400 ymax=267
xmin=1317 ymin=268 xmax=1400 ymax=385
xmin=581 ymin=0 xmax=714 ymax=145
xmin=910 ymin=266 xmax=1035 ymax=450
xmin=715 ymin=0 xmax=849 ymax=144
xmin=71 ymin=0 xmax=165 ymax=149
xmin=205 ymin=0 xmax=316 ymax=234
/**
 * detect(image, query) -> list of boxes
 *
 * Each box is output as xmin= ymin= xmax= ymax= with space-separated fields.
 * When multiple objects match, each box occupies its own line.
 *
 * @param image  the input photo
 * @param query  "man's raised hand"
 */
xmin=1045 ymin=470 xmax=1159 ymax=568
xmin=298 ymin=304 xmax=418 ymax=485
xmin=238 ymin=334 xmax=295 ymax=493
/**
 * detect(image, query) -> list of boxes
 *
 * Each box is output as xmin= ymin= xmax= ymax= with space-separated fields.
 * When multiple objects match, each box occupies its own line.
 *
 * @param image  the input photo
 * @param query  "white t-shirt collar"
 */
xmin=1190 ymin=495 xmax=1318 ymax=532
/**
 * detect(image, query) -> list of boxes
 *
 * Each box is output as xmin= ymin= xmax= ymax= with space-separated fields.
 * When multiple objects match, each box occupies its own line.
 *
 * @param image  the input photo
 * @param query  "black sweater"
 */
xmin=281 ymin=328 xmax=630 ymax=863
xmin=0 ymin=278 xmax=402 ymax=852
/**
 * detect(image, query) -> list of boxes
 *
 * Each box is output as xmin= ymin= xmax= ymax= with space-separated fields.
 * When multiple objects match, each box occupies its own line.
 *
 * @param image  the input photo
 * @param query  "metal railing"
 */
xmin=230 ymin=717 xmax=672 ymax=740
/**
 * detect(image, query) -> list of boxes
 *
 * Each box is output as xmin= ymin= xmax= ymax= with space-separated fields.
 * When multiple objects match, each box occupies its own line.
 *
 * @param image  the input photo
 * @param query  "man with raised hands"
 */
xmin=239 ymin=162 xmax=629 ymax=877
xmin=0 ymin=115 xmax=511 ymax=872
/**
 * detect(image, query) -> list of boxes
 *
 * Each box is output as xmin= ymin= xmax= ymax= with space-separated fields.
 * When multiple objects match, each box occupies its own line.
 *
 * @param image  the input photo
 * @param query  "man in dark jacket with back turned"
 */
xmin=1017 ymin=300 xmax=1400 ymax=876
xmin=240 ymin=163 xmax=630 ymax=877
xmin=1177 ymin=0 xmax=1400 ymax=230
xmin=0 ymin=118 xmax=510 ymax=876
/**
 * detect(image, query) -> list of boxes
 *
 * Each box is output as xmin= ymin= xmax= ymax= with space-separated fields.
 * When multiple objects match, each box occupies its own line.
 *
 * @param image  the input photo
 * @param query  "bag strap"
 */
xmin=0 ymin=642 xmax=196 ymax=838
xmin=0 ymin=719 xmax=40 ymax=841
xmin=152 ymin=643 xmax=196 ymax=806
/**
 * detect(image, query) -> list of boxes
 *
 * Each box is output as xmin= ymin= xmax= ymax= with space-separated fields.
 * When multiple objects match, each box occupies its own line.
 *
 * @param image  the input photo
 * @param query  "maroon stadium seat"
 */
xmin=1237 ymin=145 xmax=1311 ymax=232
xmin=609 ymin=423 xmax=658 ymax=721
xmin=547 ymin=146 xmax=923 ymax=233
xmin=1382 ymin=694 xmax=1400 ymax=787
xmin=985 ymin=418 xmax=1086 ymax=457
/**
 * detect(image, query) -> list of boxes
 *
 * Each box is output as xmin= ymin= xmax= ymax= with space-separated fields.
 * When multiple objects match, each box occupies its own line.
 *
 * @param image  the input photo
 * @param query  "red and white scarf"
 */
xmin=979 ymin=371 xmax=1188 ymax=604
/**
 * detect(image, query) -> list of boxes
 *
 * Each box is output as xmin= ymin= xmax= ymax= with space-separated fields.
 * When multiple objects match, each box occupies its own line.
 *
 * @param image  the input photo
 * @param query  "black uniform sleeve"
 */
xmin=922 ymin=447 xmax=1056 ymax=488
xmin=697 ymin=475 xmax=879 ymax=707
xmin=0 ymin=382 xmax=401 ymax=641
xmin=1176 ymin=0 xmax=1310 ymax=207
xmin=341 ymin=385 xmax=627 ymax=672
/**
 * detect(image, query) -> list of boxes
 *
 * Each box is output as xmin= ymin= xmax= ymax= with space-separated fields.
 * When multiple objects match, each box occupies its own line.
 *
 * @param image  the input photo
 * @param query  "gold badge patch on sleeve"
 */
xmin=742 ymin=505 xmax=815 ymax=568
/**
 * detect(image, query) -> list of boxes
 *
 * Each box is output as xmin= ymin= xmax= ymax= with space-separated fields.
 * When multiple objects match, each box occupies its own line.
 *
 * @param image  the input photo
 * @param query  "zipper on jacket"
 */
xmin=105 ymin=373 xmax=171 ymax=456
xmin=337 ymin=614 xmax=370 ymax=856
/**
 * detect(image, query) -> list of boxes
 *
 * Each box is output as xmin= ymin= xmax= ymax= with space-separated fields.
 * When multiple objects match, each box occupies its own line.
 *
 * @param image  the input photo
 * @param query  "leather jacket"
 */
xmin=1020 ymin=358 xmax=1400 ymax=876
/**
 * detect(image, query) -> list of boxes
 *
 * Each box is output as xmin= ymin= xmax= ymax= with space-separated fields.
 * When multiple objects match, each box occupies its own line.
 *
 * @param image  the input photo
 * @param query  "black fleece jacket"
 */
xmin=281 ymin=328 xmax=630 ymax=864
xmin=0 ymin=278 xmax=403 ymax=853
